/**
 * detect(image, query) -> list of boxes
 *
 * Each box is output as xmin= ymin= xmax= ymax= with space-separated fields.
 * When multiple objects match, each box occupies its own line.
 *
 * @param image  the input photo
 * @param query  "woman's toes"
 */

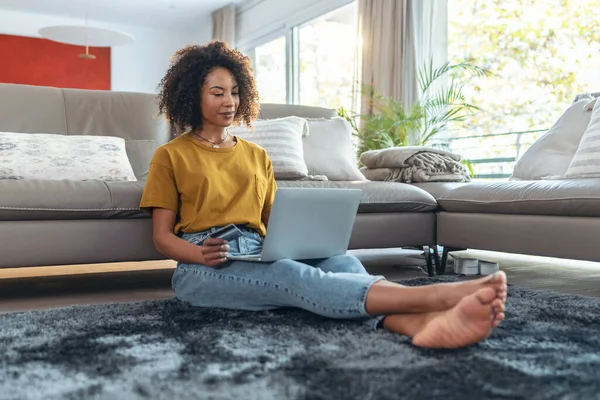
xmin=492 ymin=298 xmax=505 ymax=311
xmin=492 ymin=312 xmax=505 ymax=327
xmin=491 ymin=271 xmax=507 ymax=285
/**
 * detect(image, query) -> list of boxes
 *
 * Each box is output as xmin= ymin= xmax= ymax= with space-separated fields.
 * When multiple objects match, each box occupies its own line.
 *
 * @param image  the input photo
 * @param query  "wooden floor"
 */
xmin=454 ymin=249 xmax=600 ymax=297
xmin=1 ymin=248 xmax=599 ymax=314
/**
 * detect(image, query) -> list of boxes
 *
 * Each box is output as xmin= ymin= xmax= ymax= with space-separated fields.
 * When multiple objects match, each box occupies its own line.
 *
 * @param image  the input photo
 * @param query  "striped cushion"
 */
xmin=229 ymin=116 xmax=309 ymax=180
xmin=565 ymin=99 xmax=600 ymax=179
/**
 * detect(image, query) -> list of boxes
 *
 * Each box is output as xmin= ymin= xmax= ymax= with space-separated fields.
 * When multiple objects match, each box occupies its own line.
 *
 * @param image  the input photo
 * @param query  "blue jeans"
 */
xmin=172 ymin=226 xmax=386 ymax=330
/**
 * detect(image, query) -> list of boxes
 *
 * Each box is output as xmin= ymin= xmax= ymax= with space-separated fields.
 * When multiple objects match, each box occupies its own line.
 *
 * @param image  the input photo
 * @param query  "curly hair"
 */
xmin=157 ymin=40 xmax=260 ymax=134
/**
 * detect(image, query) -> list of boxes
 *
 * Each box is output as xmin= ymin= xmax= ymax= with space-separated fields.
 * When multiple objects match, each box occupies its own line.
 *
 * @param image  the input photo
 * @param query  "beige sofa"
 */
xmin=4 ymin=83 xmax=598 ymax=275
xmin=420 ymin=92 xmax=600 ymax=273
xmin=428 ymin=179 xmax=600 ymax=273
xmin=0 ymin=83 xmax=439 ymax=273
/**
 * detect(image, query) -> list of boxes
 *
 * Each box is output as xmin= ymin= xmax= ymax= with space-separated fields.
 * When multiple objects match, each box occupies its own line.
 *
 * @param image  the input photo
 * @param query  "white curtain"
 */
xmin=212 ymin=4 xmax=236 ymax=46
xmin=409 ymin=0 xmax=448 ymax=101
xmin=355 ymin=0 xmax=447 ymax=144
xmin=356 ymin=0 xmax=411 ymax=116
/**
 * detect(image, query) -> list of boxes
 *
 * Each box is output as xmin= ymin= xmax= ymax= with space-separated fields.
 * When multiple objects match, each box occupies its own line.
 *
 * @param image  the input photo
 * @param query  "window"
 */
xmin=447 ymin=0 xmax=600 ymax=179
xmin=254 ymin=36 xmax=287 ymax=104
xmin=250 ymin=2 xmax=357 ymax=110
xmin=298 ymin=3 xmax=357 ymax=110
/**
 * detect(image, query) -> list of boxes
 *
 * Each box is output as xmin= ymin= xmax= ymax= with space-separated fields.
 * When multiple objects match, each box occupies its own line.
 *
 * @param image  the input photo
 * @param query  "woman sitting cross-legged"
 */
xmin=140 ymin=40 xmax=507 ymax=349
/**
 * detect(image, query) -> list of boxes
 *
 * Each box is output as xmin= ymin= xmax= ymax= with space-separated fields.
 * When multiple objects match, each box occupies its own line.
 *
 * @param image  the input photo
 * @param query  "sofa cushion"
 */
xmin=565 ymin=98 xmax=600 ymax=179
xmin=510 ymin=97 xmax=594 ymax=180
xmin=412 ymin=182 xmax=469 ymax=200
xmin=1 ymin=179 xmax=436 ymax=221
xmin=276 ymin=180 xmax=437 ymax=213
xmin=0 ymin=83 xmax=68 ymax=134
xmin=229 ymin=117 xmax=309 ymax=180
xmin=303 ymin=118 xmax=366 ymax=181
xmin=258 ymin=103 xmax=337 ymax=120
xmin=62 ymin=87 xmax=171 ymax=144
xmin=438 ymin=179 xmax=600 ymax=217
xmin=126 ymin=139 xmax=158 ymax=180
xmin=0 ymin=179 xmax=147 ymax=220
xmin=104 ymin=181 xmax=149 ymax=218
xmin=0 ymin=132 xmax=138 ymax=181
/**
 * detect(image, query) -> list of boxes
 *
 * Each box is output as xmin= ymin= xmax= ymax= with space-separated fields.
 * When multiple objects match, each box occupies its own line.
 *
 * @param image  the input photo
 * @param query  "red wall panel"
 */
xmin=0 ymin=34 xmax=110 ymax=90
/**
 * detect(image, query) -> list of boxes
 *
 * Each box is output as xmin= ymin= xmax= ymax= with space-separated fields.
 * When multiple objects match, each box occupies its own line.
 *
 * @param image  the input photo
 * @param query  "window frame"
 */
xmin=245 ymin=1 xmax=355 ymax=106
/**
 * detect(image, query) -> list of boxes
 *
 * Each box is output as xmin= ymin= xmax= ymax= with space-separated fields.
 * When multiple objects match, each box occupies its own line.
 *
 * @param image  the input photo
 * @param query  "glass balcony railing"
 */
xmin=443 ymin=128 xmax=547 ymax=180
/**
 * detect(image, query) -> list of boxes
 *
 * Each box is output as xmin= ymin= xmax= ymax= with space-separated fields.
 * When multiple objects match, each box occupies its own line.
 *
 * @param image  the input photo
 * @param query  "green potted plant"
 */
xmin=339 ymin=59 xmax=491 ymax=174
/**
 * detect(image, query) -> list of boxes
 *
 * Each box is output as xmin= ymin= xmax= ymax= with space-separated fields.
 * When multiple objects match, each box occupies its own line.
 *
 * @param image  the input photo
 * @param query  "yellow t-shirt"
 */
xmin=139 ymin=133 xmax=277 ymax=236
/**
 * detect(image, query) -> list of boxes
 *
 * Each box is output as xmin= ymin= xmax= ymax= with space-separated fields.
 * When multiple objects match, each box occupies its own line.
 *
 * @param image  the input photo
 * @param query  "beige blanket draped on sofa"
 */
xmin=360 ymin=147 xmax=471 ymax=183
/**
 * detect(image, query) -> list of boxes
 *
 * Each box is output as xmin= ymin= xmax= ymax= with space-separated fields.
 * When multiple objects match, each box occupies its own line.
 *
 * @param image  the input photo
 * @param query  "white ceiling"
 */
xmin=0 ymin=0 xmax=239 ymax=31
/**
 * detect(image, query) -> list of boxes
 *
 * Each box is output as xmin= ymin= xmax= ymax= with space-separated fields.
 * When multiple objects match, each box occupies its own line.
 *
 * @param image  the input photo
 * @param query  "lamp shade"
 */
xmin=38 ymin=26 xmax=134 ymax=47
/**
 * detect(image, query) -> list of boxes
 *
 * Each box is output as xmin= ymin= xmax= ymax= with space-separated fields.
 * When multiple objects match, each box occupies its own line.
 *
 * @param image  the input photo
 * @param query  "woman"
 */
xmin=140 ymin=41 xmax=507 ymax=349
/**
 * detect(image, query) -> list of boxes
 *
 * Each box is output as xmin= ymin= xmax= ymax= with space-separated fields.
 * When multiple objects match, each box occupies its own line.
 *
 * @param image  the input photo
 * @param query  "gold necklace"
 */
xmin=194 ymin=131 xmax=229 ymax=148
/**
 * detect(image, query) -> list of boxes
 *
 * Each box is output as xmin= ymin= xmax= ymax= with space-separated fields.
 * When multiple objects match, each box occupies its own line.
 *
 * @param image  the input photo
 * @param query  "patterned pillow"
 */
xmin=0 ymin=132 xmax=137 ymax=181
xmin=229 ymin=116 xmax=309 ymax=180
xmin=565 ymin=98 xmax=600 ymax=179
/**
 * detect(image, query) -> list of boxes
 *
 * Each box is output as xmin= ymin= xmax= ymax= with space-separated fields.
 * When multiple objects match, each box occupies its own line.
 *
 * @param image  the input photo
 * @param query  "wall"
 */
xmin=0 ymin=34 xmax=111 ymax=90
xmin=235 ymin=0 xmax=352 ymax=50
xmin=0 ymin=10 xmax=211 ymax=93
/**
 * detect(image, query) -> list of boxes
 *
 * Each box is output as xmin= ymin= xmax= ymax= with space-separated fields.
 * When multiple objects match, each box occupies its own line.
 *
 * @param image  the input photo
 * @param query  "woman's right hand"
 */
xmin=152 ymin=208 xmax=232 ymax=267
xmin=199 ymin=238 xmax=230 ymax=267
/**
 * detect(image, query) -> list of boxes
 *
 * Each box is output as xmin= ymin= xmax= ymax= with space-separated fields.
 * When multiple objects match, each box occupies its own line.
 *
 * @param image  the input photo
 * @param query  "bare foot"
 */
xmin=412 ymin=287 xmax=504 ymax=349
xmin=431 ymin=271 xmax=507 ymax=311
xmin=364 ymin=271 xmax=507 ymax=316
xmin=381 ymin=294 xmax=505 ymax=339
xmin=491 ymin=298 xmax=505 ymax=328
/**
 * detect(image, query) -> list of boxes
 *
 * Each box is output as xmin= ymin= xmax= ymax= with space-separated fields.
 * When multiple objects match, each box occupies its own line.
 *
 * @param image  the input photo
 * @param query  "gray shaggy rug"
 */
xmin=1 ymin=276 xmax=600 ymax=400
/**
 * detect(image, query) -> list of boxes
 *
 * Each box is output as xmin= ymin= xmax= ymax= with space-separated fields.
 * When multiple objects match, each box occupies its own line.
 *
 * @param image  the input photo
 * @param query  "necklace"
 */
xmin=194 ymin=131 xmax=229 ymax=148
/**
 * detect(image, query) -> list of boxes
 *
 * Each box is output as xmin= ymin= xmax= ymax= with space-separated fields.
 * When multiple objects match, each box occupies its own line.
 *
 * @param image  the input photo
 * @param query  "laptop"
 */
xmin=227 ymin=187 xmax=363 ymax=262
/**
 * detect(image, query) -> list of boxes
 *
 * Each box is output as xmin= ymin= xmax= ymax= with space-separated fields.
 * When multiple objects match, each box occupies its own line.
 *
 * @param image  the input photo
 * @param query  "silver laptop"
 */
xmin=227 ymin=187 xmax=363 ymax=262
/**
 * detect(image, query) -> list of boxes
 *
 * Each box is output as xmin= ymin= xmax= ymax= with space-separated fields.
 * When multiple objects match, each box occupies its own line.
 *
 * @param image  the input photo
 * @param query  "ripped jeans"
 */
xmin=171 ymin=225 xmax=386 ymax=330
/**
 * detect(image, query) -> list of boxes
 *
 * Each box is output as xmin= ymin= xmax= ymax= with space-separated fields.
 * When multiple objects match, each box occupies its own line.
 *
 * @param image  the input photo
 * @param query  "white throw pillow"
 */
xmin=510 ymin=97 xmax=594 ymax=180
xmin=304 ymin=118 xmax=366 ymax=181
xmin=229 ymin=116 xmax=309 ymax=180
xmin=0 ymin=132 xmax=137 ymax=181
xmin=564 ymin=99 xmax=600 ymax=179
xmin=584 ymin=98 xmax=597 ymax=111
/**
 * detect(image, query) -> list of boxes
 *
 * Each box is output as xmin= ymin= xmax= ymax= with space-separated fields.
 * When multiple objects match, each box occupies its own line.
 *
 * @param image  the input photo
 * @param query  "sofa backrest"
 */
xmin=0 ymin=83 xmax=171 ymax=145
xmin=0 ymin=83 xmax=360 ymax=181
xmin=258 ymin=103 xmax=337 ymax=120
xmin=0 ymin=84 xmax=337 ymax=143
